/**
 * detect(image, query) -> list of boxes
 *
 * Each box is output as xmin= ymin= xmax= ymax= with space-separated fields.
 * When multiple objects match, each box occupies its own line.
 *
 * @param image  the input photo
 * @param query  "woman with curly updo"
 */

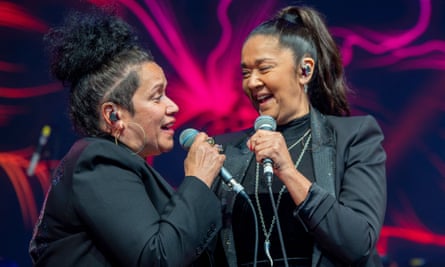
xmin=29 ymin=9 xmax=224 ymax=267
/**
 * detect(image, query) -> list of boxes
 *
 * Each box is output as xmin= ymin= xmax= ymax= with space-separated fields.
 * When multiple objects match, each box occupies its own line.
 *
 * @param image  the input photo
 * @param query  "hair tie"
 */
xmin=281 ymin=13 xmax=298 ymax=24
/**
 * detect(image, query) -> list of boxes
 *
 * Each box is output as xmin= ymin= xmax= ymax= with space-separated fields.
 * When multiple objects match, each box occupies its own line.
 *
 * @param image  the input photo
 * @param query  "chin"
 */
xmin=160 ymin=143 xmax=174 ymax=153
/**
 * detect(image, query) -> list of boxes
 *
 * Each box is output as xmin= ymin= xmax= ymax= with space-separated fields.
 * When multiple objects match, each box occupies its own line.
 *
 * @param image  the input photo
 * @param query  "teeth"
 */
xmin=257 ymin=95 xmax=268 ymax=101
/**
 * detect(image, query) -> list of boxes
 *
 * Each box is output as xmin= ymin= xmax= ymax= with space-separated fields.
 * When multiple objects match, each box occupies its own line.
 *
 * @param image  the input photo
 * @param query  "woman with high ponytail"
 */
xmin=29 ymin=8 xmax=224 ymax=266
xmin=213 ymin=5 xmax=386 ymax=267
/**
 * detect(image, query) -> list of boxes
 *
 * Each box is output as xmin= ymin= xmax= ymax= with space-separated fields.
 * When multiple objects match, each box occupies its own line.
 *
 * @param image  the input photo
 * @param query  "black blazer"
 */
xmin=213 ymin=108 xmax=386 ymax=266
xmin=29 ymin=137 xmax=222 ymax=267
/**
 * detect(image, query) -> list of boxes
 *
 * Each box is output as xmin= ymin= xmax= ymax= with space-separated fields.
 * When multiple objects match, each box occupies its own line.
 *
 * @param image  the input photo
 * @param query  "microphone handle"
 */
xmin=262 ymin=158 xmax=273 ymax=186
xmin=220 ymin=167 xmax=249 ymax=200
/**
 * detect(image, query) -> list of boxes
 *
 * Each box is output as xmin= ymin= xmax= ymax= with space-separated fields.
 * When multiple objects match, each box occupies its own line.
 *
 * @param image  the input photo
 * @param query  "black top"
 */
xmin=232 ymin=115 xmax=314 ymax=266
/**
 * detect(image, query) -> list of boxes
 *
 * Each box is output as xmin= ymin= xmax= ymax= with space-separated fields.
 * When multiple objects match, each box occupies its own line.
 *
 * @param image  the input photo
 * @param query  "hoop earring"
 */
xmin=127 ymin=122 xmax=147 ymax=155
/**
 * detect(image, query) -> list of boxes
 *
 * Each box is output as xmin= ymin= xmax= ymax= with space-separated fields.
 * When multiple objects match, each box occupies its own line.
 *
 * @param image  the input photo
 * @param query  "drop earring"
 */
xmin=114 ymin=124 xmax=122 ymax=145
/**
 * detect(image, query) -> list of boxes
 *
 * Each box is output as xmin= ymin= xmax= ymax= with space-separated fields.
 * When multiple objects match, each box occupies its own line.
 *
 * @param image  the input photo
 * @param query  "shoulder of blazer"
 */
xmin=324 ymin=114 xmax=383 ymax=141
xmin=310 ymin=107 xmax=381 ymax=146
xmin=71 ymin=137 xmax=148 ymax=171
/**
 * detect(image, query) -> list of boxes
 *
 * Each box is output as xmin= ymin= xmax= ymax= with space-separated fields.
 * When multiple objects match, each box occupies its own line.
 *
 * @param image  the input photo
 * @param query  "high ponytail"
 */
xmin=247 ymin=6 xmax=350 ymax=116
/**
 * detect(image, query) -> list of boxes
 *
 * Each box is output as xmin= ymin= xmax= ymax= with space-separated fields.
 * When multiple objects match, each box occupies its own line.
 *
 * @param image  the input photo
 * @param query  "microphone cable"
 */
xmin=179 ymin=128 xmax=258 ymax=266
xmin=267 ymin=184 xmax=289 ymax=267
xmin=243 ymin=193 xmax=258 ymax=267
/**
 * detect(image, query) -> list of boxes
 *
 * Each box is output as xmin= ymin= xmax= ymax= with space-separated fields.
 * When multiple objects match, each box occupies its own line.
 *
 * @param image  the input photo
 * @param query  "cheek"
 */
xmin=136 ymin=111 xmax=158 ymax=135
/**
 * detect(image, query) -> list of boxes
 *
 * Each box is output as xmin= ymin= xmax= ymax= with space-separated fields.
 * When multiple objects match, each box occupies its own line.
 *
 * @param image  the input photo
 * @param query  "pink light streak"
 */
xmin=0 ymin=61 xmax=25 ymax=72
xmin=0 ymin=105 xmax=27 ymax=125
xmin=0 ymin=1 xmax=48 ymax=33
xmin=330 ymin=0 xmax=445 ymax=173
xmin=331 ymin=0 xmax=444 ymax=69
xmin=0 ymin=83 xmax=62 ymax=98
xmin=0 ymin=149 xmax=51 ymax=228
xmin=379 ymin=226 xmax=445 ymax=251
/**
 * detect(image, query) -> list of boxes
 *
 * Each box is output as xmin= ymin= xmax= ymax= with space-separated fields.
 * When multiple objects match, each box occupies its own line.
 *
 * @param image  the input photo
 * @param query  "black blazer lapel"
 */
xmin=215 ymin=129 xmax=254 ymax=186
xmin=222 ymin=142 xmax=252 ymax=185
xmin=310 ymin=108 xmax=336 ymax=198
xmin=309 ymin=108 xmax=337 ymax=267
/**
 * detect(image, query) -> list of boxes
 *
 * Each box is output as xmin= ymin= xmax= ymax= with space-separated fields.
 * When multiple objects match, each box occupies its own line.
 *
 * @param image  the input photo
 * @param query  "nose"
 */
xmin=245 ymin=71 xmax=264 ymax=90
xmin=165 ymin=96 xmax=179 ymax=114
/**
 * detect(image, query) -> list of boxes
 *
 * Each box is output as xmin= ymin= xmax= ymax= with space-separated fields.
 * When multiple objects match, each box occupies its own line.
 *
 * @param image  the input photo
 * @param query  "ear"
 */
xmin=299 ymin=57 xmax=315 ymax=84
xmin=101 ymin=102 xmax=119 ymax=126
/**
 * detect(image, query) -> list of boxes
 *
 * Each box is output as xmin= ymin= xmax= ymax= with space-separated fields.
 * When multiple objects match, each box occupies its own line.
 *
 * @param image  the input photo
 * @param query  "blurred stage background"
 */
xmin=1 ymin=0 xmax=444 ymax=266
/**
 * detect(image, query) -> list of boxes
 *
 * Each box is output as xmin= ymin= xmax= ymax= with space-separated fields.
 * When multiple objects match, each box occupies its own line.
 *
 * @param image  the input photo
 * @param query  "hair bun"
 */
xmin=44 ymin=9 xmax=138 ymax=84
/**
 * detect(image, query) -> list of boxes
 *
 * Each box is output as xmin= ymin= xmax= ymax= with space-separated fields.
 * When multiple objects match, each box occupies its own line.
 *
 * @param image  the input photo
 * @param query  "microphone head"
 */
xmin=179 ymin=128 xmax=199 ymax=150
xmin=254 ymin=115 xmax=277 ymax=131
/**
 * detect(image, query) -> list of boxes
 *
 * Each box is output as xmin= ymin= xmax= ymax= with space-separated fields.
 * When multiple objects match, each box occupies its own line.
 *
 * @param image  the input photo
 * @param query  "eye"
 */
xmin=150 ymin=85 xmax=167 ymax=102
xmin=151 ymin=93 xmax=164 ymax=102
xmin=155 ymin=95 xmax=162 ymax=101
xmin=242 ymin=69 xmax=251 ymax=78
xmin=258 ymin=65 xmax=272 ymax=73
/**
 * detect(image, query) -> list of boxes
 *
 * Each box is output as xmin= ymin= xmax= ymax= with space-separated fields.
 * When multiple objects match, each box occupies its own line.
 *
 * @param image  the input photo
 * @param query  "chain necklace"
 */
xmin=254 ymin=129 xmax=312 ymax=266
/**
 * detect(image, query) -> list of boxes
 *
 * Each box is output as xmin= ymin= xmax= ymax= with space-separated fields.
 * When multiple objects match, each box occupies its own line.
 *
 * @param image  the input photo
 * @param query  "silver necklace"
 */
xmin=254 ymin=129 xmax=312 ymax=266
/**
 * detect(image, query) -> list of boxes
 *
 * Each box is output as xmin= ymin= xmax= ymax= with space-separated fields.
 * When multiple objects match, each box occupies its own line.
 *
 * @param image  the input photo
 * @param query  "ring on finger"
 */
xmin=206 ymin=137 xmax=215 ymax=146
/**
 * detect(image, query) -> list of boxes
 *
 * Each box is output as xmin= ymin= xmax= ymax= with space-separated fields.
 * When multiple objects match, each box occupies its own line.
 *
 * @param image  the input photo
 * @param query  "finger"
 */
xmin=193 ymin=132 xmax=208 ymax=143
xmin=247 ymin=139 xmax=253 ymax=151
xmin=214 ymin=144 xmax=224 ymax=153
xmin=247 ymin=133 xmax=259 ymax=151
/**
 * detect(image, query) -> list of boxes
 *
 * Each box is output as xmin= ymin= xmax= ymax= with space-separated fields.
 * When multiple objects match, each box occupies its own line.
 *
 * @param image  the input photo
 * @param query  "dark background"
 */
xmin=1 ymin=0 xmax=444 ymax=266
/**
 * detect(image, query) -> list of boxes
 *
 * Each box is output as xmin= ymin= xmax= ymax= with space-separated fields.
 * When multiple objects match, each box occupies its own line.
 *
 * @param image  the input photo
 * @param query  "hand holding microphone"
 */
xmin=179 ymin=129 xmax=225 ymax=188
xmin=254 ymin=116 xmax=276 ymax=185
xmin=180 ymin=129 xmax=248 ymax=198
xmin=248 ymin=116 xmax=293 ymax=186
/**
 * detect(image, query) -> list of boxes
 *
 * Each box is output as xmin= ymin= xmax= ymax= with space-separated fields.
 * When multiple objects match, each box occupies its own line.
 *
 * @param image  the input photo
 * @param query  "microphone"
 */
xmin=27 ymin=125 xmax=51 ymax=176
xmin=254 ymin=115 xmax=277 ymax=186
xmin=254 ymin=116 xmax=289 ymax=267
xmin=179 ymin=128 xmax=248 ymax=199
xmin=180 ymin=128 xmax=259 ymax=266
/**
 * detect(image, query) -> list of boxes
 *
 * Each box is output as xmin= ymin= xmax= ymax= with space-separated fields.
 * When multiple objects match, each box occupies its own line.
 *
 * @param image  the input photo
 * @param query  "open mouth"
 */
xmin=257 ymin=94 xmax=273 ymax=104
xmin=161 ymin=121 xmax=174 ymax=130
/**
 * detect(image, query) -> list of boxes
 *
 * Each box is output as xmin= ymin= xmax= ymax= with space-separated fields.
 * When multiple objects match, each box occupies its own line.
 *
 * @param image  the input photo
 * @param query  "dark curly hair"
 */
xmin=44 ymin=8 xmax=153 ymax=136
xmin=247 ymin=6 xmax=350 ymax=116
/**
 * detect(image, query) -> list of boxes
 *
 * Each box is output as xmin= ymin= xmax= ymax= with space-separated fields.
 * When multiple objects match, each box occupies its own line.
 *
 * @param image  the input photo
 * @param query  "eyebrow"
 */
xmin=151 ymin=83 xmax=166 ymax=94
xmin=241 ymin=58 xmax=274 ymax=68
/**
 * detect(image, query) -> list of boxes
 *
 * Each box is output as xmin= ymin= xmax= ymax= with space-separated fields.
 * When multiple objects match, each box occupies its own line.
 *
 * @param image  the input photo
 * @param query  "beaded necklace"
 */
xmin=254 ymin=129 xmax=312 ymax=266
